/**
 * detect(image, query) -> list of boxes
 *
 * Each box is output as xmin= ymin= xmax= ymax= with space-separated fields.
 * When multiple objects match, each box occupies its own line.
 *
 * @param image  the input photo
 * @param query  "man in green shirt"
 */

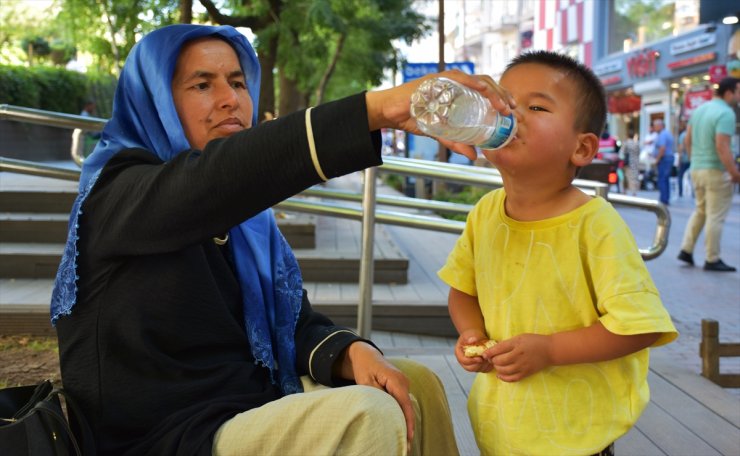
xmin=678 ymin=77 xmax=740 ymax=272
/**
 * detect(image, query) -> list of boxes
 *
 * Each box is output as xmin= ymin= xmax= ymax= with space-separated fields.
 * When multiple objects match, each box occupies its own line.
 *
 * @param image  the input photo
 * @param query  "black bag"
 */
xmin=0 ymin=380 xmax=94 ymax=455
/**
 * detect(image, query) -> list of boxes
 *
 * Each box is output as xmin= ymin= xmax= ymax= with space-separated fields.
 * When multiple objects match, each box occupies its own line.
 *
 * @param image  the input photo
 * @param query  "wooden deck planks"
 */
xmin=373 ymin=331 xmax=740 ymax=456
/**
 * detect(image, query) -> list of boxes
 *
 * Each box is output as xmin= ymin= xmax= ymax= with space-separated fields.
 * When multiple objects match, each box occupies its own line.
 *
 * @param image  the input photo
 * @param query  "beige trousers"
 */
xmin=680 ymin=169 xmax=734 ymax=262
xmin=212 ymin=358 xmax=459 ymax=456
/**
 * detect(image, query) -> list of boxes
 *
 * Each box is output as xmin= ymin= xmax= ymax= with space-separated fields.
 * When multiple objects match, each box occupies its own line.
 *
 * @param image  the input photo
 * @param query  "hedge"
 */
xmin=0 ymin=65 xmax=116 ymax=117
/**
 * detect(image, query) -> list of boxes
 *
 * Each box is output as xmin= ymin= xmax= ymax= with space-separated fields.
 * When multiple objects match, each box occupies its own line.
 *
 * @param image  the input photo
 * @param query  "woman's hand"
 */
xmin=365 ymin=70 xmax=515 ymax=160
xmin=336 ymin=341 xmax=415 ymax=450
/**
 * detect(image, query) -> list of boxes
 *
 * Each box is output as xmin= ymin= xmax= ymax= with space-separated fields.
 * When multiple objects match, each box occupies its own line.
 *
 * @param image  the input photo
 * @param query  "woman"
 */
xmin=51 ymin=24 xmax=509 ymax=455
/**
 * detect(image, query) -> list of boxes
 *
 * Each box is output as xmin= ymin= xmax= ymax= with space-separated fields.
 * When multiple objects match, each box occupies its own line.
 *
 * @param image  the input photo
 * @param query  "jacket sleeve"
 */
xmin=293 ymin=292 xmax=381 ymax=387
xmin=85 ymin=93 xmax=382 ymax=258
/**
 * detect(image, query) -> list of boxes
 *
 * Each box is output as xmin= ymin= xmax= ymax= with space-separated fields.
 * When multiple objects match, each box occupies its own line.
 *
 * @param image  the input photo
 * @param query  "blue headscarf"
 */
xmin=50 ymin=24 xmax=304 ymax=395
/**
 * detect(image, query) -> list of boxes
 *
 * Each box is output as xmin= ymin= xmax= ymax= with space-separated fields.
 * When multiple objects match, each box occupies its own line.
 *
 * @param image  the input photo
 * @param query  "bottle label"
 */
xmin=478 ymin=113 xmax=516 ymax=149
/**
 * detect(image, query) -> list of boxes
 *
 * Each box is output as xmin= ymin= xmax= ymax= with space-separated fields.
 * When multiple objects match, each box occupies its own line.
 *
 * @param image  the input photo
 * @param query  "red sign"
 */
xmin=683 ymin=88 xmax=713 ymax=118
xmin=600 ymin=75 xmax=622 ymax=86
xmin=708 ymin=65 xmax=727 ymax=83
xmin=627 ymin=50 xmax=659 ymax=78
xmin=667 ymin=52 xmax=716 ymax=70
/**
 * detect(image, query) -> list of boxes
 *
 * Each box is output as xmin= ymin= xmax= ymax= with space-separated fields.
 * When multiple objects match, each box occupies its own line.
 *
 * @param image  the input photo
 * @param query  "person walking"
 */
xmin=652 ymin=118 xmax=674 ymax=205
xmin=622 ymin=128 xmax=641 ymax=196
xmin=676 ymin=120 xmax=691 ymax=197
xmin=678 ymin=77 xmax=740 ymax=272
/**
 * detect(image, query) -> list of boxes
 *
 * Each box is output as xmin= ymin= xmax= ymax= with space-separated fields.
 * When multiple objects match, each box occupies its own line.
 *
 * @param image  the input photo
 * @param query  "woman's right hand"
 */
xmin=365 ymin=70 xmax=515 ymax=160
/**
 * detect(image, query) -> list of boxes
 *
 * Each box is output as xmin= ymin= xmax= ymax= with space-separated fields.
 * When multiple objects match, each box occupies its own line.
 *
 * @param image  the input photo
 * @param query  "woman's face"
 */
xmin=172 ymin=37 xmax=254 ymax=150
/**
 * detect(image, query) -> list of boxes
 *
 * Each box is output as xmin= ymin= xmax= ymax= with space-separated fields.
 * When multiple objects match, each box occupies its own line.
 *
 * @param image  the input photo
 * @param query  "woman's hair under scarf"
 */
xmin=51 ymin=24 xmax=304 ymax=395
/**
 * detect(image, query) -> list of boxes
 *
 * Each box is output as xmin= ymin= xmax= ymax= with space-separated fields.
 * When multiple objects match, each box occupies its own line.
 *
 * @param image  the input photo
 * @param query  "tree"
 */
xmin=57 ymin=0 xmax=180 ymax=74
xmin=198 ymin=0 xmax=429 ymax=118
xmin=612 ymin=0 xmax=675 ymax=53
xmin=36 ymin=0 xmax=428 ymax=118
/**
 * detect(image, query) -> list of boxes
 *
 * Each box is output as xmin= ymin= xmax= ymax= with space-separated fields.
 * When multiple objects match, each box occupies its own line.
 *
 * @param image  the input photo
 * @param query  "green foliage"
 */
xmin=31 ymin=66 xmax=88 ymax=113
xmin=20 ymin=35 xmax=51 ymax=58
xmin=382 ymin=174 xmax=405 ymax=192
xmin=85 ymin=71 xmax=117 ymax=118
xmin=56 ymin=0 xmax=179 ymax=73
xmin=0 ymin=65 xmax=39 ymax=107
xmin=613 ymin=0 xmax=676 ymax=50
xmin=275 ymin=0 xmax=429 ymax=104
xmin=433 ymin=186 xmax=489 ymax=221
xmin=0 ymin=65 xmax=116 ymax=115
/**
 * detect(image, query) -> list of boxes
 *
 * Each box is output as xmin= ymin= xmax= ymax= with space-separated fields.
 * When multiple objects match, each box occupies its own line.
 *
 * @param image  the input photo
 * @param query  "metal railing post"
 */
xmin=357 ymin=167 xmax=378 ymax=337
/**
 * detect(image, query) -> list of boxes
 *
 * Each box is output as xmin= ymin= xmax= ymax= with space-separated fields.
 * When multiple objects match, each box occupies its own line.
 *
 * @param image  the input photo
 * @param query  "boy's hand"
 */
xmin=455 ymin=331 xmax=494 ymax=373
xmin=486 ymin=333 xmax=552 ymax=382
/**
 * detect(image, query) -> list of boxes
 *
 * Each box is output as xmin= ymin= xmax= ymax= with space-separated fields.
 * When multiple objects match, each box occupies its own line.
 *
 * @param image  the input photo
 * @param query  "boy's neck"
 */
xmin=502 ymin=182 xmax=591 ymax=222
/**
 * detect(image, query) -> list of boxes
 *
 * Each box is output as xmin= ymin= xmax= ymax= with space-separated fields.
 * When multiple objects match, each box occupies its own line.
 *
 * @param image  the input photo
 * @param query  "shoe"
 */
xmin=704 ymin=259 xmax=737 ymax=272
xmin=677 ymin=250 xmax=694 ymax=266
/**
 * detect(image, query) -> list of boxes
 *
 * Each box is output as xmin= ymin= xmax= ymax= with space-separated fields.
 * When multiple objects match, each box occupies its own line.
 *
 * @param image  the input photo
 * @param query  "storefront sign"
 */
xmin=684 ymin=88 xmax=713 ymax=117
xmin=403 ymin=62 xmax=475 ymax=82
xmin=670 ymin=33 xmax=716 ymax=55
xmin=593 ymin=60 xmax=622 ymax=76
xmin=667 ymin=52 xmax=716 ymax=70
xmin=627 ymin=50 xmax=659 ymax=78
xmin=709 ymin=65 xmax=727 ymax=83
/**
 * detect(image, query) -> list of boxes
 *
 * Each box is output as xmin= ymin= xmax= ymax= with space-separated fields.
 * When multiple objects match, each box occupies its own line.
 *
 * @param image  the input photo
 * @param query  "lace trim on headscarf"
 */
xmin=50 ymin=169 xmax=101 ymax=325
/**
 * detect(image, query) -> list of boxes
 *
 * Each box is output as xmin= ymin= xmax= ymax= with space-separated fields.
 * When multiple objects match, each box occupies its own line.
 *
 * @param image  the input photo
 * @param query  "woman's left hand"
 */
xmin=337 ymin=341 xmax=415 ymax=449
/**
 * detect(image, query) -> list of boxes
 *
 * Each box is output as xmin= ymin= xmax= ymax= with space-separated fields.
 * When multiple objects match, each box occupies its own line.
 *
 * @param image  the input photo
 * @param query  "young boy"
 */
xmin=438 ymin=51 xmax=677 ymax=456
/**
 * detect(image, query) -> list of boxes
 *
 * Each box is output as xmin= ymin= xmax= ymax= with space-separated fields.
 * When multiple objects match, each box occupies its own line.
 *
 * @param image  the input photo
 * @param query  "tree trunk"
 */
xmin=279 ymin=71 xmax=305 ymax=116
xmin=180 ymin=0 xmax=193 ymax=24
xmin=257 ymin=34 xmax=277 ymax=122
xmin=314 ymin=33 xmax=346 ymax=106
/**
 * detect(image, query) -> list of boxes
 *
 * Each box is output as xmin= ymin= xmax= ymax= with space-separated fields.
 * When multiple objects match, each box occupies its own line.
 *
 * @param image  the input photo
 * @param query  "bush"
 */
xmin=433 ymin=186 xmax=489 ymax=221
xmin=30 ymin=66 xmax=87 ymax=113
xmin=0 ymin=65 xmax=116 ymax=116
xmin=0 ymin=66 xmax=39 ymax=107
xmin=382 ymin=173 xmax=404 ymax=192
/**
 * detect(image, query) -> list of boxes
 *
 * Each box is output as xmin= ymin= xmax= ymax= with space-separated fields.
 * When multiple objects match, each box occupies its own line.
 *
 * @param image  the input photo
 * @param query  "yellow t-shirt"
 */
xmin=438 ymin=189 xmax=677 ymax=456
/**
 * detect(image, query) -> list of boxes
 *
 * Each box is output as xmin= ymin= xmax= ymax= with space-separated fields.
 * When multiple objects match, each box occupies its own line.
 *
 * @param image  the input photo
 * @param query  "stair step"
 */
xmin=0 ymin=280 xmax=452 ymax=337
xmin=0 ymin=240 xmax=407 ymax=282
xmin=0 ymin=190 xmax=77 ymax=213
xmin=0 ymin=213 xmax=70 ymax=243
xmin=0 ymin=210 xmax=316 ymax=246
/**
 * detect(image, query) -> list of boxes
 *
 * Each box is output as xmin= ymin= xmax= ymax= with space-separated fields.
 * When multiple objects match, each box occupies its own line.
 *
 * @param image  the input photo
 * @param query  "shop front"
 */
xmin=592 ymin=23 xmax=735 ymax=146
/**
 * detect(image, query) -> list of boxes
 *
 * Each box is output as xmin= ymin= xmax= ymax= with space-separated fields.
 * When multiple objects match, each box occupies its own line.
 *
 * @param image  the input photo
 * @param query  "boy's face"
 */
xmin=482 ymin=63 xmax=595 ymax=176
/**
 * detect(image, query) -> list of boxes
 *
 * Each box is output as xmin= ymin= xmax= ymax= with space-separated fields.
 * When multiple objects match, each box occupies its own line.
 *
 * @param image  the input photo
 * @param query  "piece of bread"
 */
xmin=463 ymin=339 xmax=497 ymax=357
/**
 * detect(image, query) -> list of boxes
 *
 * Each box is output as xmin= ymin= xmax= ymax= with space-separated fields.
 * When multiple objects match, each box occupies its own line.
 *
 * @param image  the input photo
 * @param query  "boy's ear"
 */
xmin=571 ymin=132 xmax=599 ymax=167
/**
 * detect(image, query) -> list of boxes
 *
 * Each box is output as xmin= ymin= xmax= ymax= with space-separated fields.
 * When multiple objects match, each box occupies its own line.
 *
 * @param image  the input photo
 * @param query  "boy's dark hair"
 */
xmin=716 ymin=77 xmax=739 ymax=97
xmin=504 ymin=50 xmax=607 ymax=137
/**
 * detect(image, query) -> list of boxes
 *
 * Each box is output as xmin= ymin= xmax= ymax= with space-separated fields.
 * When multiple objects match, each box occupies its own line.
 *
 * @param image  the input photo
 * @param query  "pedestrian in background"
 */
xmin=652 ymin=118 xmax=674 ymax=205
xmin=640 ymin=124 xmax=657 ymax=189
xmin=678 ymin=77 xmax=740 ymax=272
xmin=676 ymin=120 xmax=691 ymax=197
xmin=622 ymin=127 xmax=641 ymax=196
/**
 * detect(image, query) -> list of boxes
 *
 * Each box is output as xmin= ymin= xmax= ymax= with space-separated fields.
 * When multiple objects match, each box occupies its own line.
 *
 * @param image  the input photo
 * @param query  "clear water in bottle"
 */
xmin=410 ymin=77 xmax=516 ymax=150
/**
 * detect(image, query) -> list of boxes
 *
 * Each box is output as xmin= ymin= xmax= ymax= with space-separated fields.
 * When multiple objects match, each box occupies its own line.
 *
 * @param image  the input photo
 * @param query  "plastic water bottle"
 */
xmin=410 ymin=77 xmax=517 ymax=150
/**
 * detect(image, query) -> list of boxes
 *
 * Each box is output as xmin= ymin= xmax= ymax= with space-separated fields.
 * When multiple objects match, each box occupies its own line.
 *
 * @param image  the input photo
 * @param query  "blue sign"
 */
xmin=402 ymin=61 xmax=475 ymax=82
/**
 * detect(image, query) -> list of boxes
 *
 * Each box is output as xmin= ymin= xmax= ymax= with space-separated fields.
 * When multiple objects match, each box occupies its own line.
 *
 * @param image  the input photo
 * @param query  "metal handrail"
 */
xmin=0 ymin=104 xmax=106 ymax=167
xmin=0 ymin=104 xmax=666 ymax=254
xmin=1 ymin=104 xmax=672 ymax=336
xmin=0 ymin=104 xmax=106 ymax=130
